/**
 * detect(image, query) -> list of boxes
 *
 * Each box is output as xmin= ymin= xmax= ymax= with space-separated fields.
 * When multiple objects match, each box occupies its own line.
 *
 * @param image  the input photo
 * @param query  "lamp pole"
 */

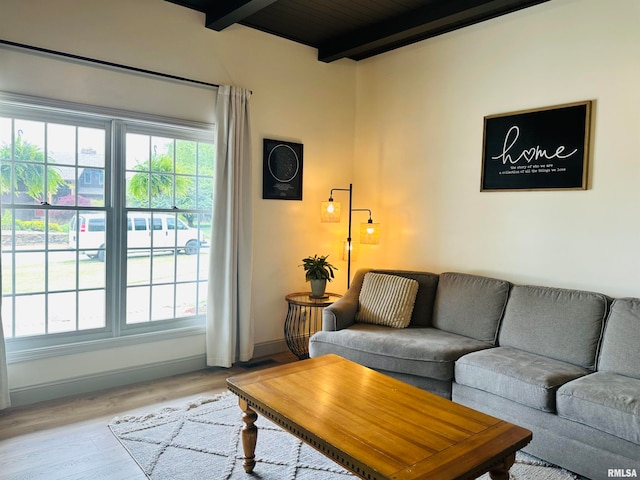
xmin=327 ymin=184 xmax=353 ymax=289
xmin=347 ymin=183 xmax=353 ymax=289
xmin=325 ymin=183 xmax=379 ymax=290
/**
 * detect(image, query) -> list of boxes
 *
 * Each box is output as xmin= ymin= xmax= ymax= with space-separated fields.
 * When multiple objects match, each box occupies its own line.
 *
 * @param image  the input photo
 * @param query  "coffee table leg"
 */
xmin=239 ymin=398 xmax=258 ymax=473
xmin=489 ymin=452 xmax=516 ymax=480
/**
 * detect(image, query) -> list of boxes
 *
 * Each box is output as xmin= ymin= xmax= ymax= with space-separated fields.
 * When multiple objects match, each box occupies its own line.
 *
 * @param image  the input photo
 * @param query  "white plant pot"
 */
xmin=310 ymin=279 xmax=327 ymax=298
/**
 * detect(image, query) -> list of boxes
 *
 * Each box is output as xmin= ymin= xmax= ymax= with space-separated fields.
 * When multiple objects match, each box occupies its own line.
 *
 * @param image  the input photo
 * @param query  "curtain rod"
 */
xmin=0 ymin=38 xmax=220 ymax=89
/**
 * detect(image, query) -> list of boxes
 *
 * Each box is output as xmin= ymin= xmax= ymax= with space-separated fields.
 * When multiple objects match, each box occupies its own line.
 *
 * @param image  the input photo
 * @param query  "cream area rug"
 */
xmin=108 ymin=392 xmax=578 ymax=480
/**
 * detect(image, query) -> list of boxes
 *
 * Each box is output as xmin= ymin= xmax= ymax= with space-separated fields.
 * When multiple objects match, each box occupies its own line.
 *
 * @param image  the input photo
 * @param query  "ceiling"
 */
xmin=165 ymin=0 xmax=550 ymax=62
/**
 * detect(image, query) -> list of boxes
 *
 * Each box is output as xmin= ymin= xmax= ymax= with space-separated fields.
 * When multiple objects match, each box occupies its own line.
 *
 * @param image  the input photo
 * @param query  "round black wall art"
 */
xmin=263 ymin=139 xmax=303 ymax=200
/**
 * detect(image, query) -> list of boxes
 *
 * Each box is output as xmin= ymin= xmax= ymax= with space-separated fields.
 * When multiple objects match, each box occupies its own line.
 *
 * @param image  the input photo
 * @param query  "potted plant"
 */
xmin=300 ymin=254 xmax=337 ymax=298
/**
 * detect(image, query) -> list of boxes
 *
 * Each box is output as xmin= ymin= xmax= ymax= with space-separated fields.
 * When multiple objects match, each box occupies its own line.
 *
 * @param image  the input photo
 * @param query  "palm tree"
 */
xmin=127 ymin=154 xmax=190 ymax=208
xmin=127 ymin=142 xmax=213 ymax=228
xmin=0 ymin=136 xmax=66 ymax=202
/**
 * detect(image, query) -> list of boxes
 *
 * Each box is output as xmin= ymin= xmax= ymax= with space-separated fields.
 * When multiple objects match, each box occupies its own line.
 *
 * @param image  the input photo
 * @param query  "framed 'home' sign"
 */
xmin=481 ymin=101 xmax=592 ymax=191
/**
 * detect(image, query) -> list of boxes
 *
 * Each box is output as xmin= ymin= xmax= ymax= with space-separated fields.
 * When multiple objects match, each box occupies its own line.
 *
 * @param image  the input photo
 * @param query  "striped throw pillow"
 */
xmin=356 ymin=273 xmax=419 ymax=328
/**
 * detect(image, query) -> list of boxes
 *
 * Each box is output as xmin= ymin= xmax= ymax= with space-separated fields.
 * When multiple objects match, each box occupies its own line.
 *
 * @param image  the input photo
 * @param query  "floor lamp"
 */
xmin=320 ymin=183 xmax=380 ymax=289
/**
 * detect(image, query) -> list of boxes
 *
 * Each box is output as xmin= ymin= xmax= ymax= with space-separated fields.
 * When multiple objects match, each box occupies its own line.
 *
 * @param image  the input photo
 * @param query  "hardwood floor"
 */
xmin=0 ymin=352 xmax=297 ymax=480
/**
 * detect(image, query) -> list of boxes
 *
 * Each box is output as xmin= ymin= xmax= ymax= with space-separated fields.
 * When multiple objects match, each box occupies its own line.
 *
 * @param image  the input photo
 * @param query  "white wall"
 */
xmin=354 ymin=0 xmax=640 ymax=297
xmin=3 ymin=0 xmax=640 ymax=401
xmin=0 ymin=0 xmax=356 ymax=397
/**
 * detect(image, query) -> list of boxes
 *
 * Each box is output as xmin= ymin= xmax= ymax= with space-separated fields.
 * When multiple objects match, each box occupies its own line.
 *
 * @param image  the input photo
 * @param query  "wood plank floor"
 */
xmin=0 ymin=352 xmax=297 ymax=480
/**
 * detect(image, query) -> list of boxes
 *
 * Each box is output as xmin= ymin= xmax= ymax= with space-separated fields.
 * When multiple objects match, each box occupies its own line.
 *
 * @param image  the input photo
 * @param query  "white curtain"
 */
xmin=0 ymin=231 xmax=10 ymax=409
xmin=206 ymin=85 xmax=254 ymax=368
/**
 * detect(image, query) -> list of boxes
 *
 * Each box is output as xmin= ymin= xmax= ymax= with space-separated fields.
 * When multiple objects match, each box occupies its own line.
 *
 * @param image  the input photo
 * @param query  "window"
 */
xmin=123 ymin=131 xmax=213 ymax=326
xmin=1 ymin=100 xmax=213 ymax=351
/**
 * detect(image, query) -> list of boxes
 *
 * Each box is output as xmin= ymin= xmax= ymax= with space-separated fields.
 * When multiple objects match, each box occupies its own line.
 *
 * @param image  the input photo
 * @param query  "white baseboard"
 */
xmin=252 ymin=339 xmax=288 ymax=358
xmin=9 ymin=355 xmax=208 ymax=407
xmin=9 ymin=339 xmax=289 ymax=407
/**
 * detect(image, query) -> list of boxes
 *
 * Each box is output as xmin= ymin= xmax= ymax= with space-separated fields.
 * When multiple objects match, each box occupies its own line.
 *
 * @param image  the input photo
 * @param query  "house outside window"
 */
xmin=0 ymin=100 xmax=213 ymax=352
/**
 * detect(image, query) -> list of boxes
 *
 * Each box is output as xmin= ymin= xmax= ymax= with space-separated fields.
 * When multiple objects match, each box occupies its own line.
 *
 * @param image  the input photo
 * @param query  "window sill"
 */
xmin=6 ymin=325 xmax=206 ymax=364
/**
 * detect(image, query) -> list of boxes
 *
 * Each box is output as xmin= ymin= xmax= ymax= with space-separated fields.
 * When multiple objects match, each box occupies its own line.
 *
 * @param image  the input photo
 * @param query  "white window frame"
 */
xmin=1 ymin=93 xmax=214 ymax=359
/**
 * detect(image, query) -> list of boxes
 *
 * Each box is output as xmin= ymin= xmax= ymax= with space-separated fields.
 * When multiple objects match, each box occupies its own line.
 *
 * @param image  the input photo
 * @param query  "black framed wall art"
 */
xmin=481 ymin=101 xmax=592 ymax=191
xmin=262 ymin=139 xmax=303 ymax=200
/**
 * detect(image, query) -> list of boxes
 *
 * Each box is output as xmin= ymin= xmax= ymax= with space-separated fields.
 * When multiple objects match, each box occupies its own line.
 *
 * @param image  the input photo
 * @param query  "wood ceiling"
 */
xmin=166 ymin=0 xmax=551 ymax=62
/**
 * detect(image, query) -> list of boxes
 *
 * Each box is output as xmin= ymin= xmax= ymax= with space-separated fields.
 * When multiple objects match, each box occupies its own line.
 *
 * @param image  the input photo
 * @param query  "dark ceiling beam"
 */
xmin=205 ymin=0 xmax=279 ymax=31
xmin=318 ymin=0 xmax=551 ymax=63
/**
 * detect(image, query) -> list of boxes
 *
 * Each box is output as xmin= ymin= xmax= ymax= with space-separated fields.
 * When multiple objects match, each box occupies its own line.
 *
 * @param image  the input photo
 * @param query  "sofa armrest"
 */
xmin=322 ymin=268 xmax=370 ymax=331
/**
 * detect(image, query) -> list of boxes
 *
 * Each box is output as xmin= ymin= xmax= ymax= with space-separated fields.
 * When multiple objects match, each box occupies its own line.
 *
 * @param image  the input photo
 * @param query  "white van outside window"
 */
xmin=69 ymin=213 xmax=206 ymax=261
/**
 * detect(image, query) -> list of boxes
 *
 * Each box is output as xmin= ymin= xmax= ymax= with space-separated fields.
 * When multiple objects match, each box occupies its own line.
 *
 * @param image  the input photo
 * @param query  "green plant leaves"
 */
xmin=299 ymin=254 xmax=337 ymax=282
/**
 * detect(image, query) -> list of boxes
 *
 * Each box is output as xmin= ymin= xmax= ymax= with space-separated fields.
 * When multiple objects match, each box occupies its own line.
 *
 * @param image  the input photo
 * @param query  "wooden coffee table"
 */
xmin=226 ymin=354 xmax=531 ymax=480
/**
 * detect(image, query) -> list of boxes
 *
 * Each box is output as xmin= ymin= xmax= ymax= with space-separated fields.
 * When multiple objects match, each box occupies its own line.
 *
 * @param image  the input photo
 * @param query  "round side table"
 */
xmin=284 ymin=292 xmax=342 ymax=360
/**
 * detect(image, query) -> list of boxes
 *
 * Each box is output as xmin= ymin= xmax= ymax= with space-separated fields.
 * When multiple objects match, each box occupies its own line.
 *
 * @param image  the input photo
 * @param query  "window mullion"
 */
xmin=110 ymin=120 xmax=126 ymax=338
xmin=43 ymin=125 xmax=49 ymax=335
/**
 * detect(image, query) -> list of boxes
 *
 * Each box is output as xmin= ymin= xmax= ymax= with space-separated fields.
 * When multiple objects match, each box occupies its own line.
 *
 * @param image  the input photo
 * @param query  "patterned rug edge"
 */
xmin=108 ymin=391 xmax=579 ymax=480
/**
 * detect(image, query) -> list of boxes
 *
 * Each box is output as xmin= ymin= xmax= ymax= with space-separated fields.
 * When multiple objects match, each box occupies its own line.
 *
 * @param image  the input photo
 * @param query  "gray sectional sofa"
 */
xmin=309 ymin=269 xmax=640 ymax=480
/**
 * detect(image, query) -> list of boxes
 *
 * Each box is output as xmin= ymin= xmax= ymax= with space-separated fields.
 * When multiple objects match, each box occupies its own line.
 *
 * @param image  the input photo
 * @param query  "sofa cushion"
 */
xmin=309 ymin=324 xmax=494 ymax=380
xmin=557 ymin=372 xmax=640 ymax=444
xmin=432 ymin=272 xmax=510 ymax=344
xmin=455 ymin=347 xmax=590 ymax=412
xmin=598 ymin=298 xmax=640 ymax=379
xmin=498 ymin=285 xmax=608 ymax=369
xmin=370 ymin=270 xmax=439 ymax=327
xmin=356 ymin=273 xmax=419 ymax=328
